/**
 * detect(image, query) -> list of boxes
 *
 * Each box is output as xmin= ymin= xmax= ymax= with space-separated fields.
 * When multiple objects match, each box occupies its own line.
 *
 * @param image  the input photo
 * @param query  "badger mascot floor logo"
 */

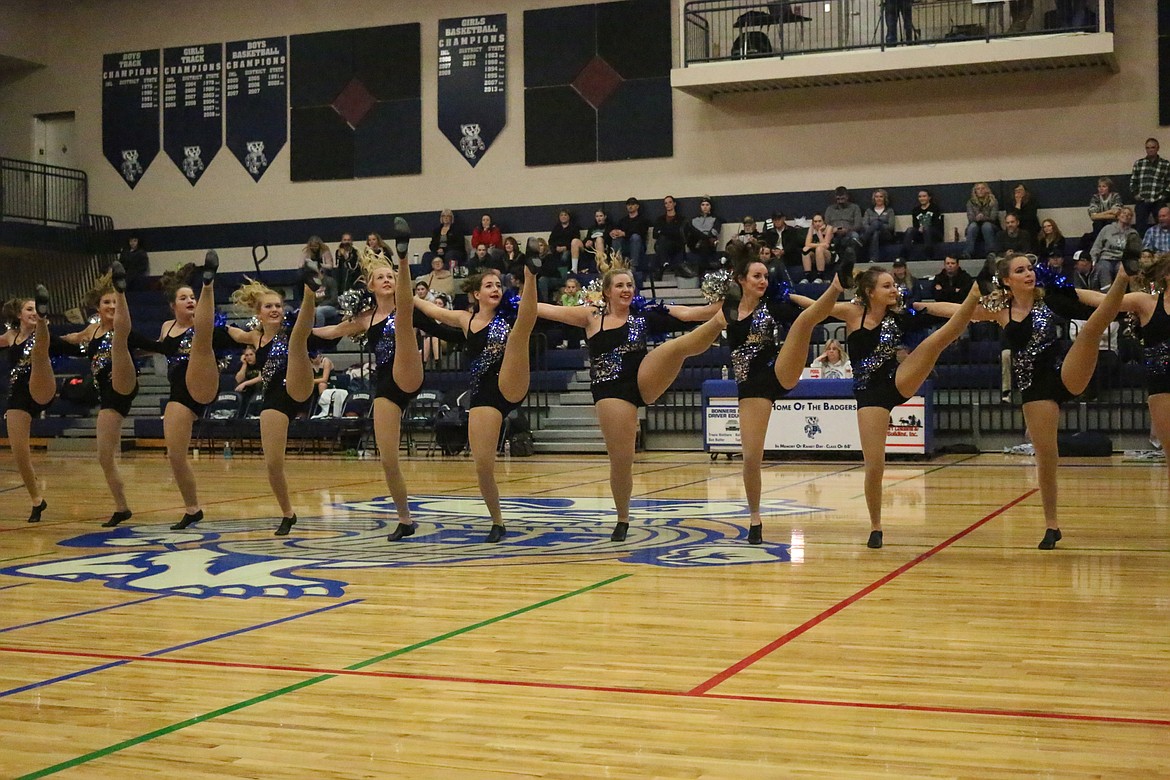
xmin=0 ymin=495 xmax=823 ymax=599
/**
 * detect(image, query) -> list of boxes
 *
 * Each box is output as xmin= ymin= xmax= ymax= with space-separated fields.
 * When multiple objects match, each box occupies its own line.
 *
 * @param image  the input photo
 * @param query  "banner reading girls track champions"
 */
xmin=438 ymin=15 xmax=506 ymax=167
xmin=163 ymin=44 xmax=222 ymax=186
xmin=225 ymin=37 xmax=286 ymax=182
xmin=102 ymin=50 xmax=160 ymax=188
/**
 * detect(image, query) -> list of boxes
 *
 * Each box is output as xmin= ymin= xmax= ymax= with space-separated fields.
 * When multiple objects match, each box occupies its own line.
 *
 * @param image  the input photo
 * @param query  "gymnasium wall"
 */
xmin=0 ymin=0 xmax=1160 ymax=274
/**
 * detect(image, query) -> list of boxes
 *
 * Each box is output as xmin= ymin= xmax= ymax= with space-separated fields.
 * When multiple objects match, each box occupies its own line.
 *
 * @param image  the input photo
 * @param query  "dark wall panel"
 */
xmin=524 ymin=87 xmax=596 ymax=166
xmin=598 ymin=79 xmax=672 ymax=161
xmin=598 ymin=0 xmax=671 ymax=78
xmin=354 ymin=99 xmax=422 ymax=177
xmin=289 ymin=107 xmax=353 ymax=181
xmin=523 ymin=5 xmax=596 ymax=87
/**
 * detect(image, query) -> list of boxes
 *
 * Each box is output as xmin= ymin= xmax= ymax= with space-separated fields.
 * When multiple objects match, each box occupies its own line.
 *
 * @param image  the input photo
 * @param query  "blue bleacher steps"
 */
xmin=47 ymin=361 xmax=170 ymax=452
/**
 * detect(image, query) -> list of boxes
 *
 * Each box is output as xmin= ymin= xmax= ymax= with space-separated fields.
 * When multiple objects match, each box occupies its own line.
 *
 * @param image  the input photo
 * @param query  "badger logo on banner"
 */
xmin=438 ymin=16 xmax=506 ymax=168
xmin=163 ymin=44 xmax=222 ymax=185
xmin=102 ymin=50 xmax=160 ymax=188
xmin=226 ymin=38 xmax=287 ymax=182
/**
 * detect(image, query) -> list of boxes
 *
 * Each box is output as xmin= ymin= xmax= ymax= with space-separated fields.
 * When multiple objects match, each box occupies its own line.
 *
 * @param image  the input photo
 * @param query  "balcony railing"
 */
xmin=682 ymin=0 xmax=1110 ymax=65
xmin=0 ymin=157 xmax=88 ymax=228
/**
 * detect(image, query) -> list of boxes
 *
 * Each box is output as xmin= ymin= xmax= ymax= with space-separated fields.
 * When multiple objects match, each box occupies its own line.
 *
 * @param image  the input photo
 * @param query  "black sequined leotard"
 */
xmin=157 ymin=324 xmax=235 ymax=416
xmin=848 ymin=311 xmax=911 ymax=411
xmin=1141 ymin=289 xmax=1170 ymax=396
xmin=725 ymin=298 xmax=799 ymax=401
xmin=465 ymin=312 xmax=522 ymax=417
xmin=5 ymin=333 xmax=69 ymax=416
xmin=1004 ymin=298 xmax=1075 ymax=405
xmin=85 ymin=329 xmax=156 ymax=417
xmin=589 ymin=314 xmax=648 ymax=407
xmin=256 ymin=332 xmax=336 ymax=419
xmin=367 ymin=315 xmax=421 ymax=409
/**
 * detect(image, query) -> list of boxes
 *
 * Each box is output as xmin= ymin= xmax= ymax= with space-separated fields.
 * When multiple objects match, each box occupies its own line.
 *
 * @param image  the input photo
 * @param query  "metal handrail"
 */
xmin=0 ymin=156 xmax=88 ymax=228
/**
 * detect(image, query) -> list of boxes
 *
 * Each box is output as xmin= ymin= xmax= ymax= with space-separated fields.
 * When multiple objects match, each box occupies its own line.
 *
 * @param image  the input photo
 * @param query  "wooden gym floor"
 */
xmin=0 ymin=450 xmax=1167 ymax=778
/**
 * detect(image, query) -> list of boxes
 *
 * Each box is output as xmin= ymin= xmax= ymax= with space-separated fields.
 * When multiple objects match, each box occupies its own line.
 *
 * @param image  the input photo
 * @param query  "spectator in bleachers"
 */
xmin=933 ymin=256 xmax=975 ymax=303
xmin=757 ymin=245 xmax=786 ymax=282
xmin=470 ymin=243 xmax=506 ymax=275
xmin=235 ymin=344 xmax=261 ymax=397
xmin=684 ymin=196 xmax=724 ymax=272
xmin=810 ymin=339 xmax=852 ymax=378
xmin=997 ymin=213 xmax=1033 ymax=255
xmin=860 ymin=189 xmax=896 ymax=262
xmin=471 ymin=213 xmax=504 ymax=261
xmin=302 ymin=236 xmax=334 ymax=278
xmin=902 ymin=189 xmax=944 ymax=260
xmin=963 ymin=182 xmax=1000 ymax=258
xmin=1086 ymin=176 xmax=1121 ymax=245
xmin=549 ymin=208 xmax=586 ymax=276
xmin=1036 ymin=219 xmax=1067 ymax=265
xmin=586 ymin=208 xmax=612 ymax=258
xmin=1044 ymin=253 xmax=1066 ymax=276
xmin=427 ymin=209 xmax=466 ymax=267
xmin=1005 ymin=183 xmax=1040 ymax=238
xmin=1090 ymin=205 xmax=1141 ymax=288
xmin=1142 ymin=206 xmax=1170 ymax=253
xmin=313 ymin=269 xmax=340 ymax=327
xmin=363 ymin=232 xmax=392 ymax=267
xmin=612 ymin=198 xmax=652 ymax=286
xmin=737 ymin=216 xmax=761 ymax=243
xmin=653 ymin=195 xmax=689 ymax=278
xmin=801 ymin=213 xmax=833 ymax=284
xmin=309 ymin=351 xmax=334 ymax=410
xmin=556 ymin=277 xmax=586 ymax=349
xmin=420 ymin=255 xmax=456 ymax=300
xmin=824 ymin=186 xmax=863 ymax=259
xmin=762 ymin=211 xmax=805 ymax=279
xmin=500 ymin=236 xmax=524 ymax=278
xmin=1131 ymin=138 xmax=1170 ymax=234
xmin=334 ymin=233 xmax=362 ymax=292
xmin=118 ymin=236 xmax=150 ymax=291
xmin=1071 ymin=251 xmax=1109 ymax=290
xmin=890 ymin=259 xmax=915 ymax=294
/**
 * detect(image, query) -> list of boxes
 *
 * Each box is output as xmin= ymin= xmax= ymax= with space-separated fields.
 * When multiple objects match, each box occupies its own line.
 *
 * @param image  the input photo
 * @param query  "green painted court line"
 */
xmin=17 ymin=572 xmax=633 ymax=779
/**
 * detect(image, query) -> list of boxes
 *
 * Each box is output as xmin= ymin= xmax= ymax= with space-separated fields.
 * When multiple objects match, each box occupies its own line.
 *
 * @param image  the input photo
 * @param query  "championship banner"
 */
xmin=225 ymin=37 xmax=287 ymax=182
xmin=438 ymin=15 xmax=506 ymax=167
xmin=162 ymin=43 xmax=222 ymax=185
xmin=102 ymin=50 xmax=160 ymax=189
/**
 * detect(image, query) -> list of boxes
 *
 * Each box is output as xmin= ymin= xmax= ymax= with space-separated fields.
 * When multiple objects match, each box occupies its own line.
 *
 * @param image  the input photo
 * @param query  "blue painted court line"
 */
xmin=0 ymin=582 xmax=34 ymax=593
xmin=0 ymin=598 xmax=362 ymax=699
xmin=0 ymin=594 xmax=168 ymax=634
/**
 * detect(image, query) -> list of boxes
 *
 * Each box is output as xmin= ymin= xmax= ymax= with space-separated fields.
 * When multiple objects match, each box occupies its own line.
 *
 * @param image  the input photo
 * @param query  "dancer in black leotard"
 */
xmin=792 ymin=266 xmax=981 ymax=549
xmin=225 ymin=261 xmax=328 ymax=535
xmin=536 ymin=257 xmax=726 ymax=541
xmin=314 ymin=232 xmax=424 ymax=541
xmin=1 ymin=286 xmax=57 ymax=522
xmin=60 ymin=264 xmax=156 ymax=527
xmin=725 ymin=250 xmax=846 ymax=543
xmin=412 ymin=249 xmax=540 ymax=542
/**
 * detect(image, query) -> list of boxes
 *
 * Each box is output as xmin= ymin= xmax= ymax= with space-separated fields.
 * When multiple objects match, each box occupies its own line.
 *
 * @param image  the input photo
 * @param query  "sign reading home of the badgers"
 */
xmin=438 ymin=15 xmax=506 ymax=167
xmin=102 ymin=49 xmax=160 ymax=189
xmin=225 ymin=37 xmax=287 ymax=182
xmin=163 ymin=43 xmax=223 ymax=185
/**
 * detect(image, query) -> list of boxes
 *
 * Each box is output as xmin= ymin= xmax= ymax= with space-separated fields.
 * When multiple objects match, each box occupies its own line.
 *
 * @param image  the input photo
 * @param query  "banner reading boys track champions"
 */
xmin=102 ymin=50 xmax=160 ymax=188
xmin=163 ymin=43 xmax=222 ymax=186
xmin=225 ymin=37 xmax=287 ymax=182
xmin=438 ymin=15 xmax=506 ymax=167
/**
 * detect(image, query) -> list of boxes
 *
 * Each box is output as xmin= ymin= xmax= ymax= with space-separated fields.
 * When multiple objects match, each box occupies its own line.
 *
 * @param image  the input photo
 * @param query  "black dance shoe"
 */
xmin=836 ymin=243 xmax=857 ymax=288
xmin=524 ymin=237 xmax=544 ymax=274
xmin=301 ymin=260 xmax=322 ymax=292
xmin=202 ymin=250 xmax=219 ymax=284
xmin=1037 ymin=528 xmax=1061 ymax=550
xmin=393 ymin=217 xmax=412 ymax=261
xmin=28 ymin=500 xmax=47 ymax=523
xmin=387 ymin=522 xmax=416 ymax=541
xmin=34 ymin=285 xmax=50 ymax=318
xmin=747 ymin=524 xmax=763 ymax=545
xmin=275 ymin=515 xmax=297 ymax=536
xmin=171 ymin=510 xmax=203 ymax=530
xmin=110 ymin=261 xmax=128 ymax=293
xmin=866 ymin=530 xmax=883 ymax=549
xmin=610 ymin=521 xmax=629 ymax=542
xmin=1120 ymin=233 xmax=1144 ymax=276
xmin=485 ymin=523 xmax=506 ymax=543
xmin=102 ymin=509 xmax=132 ymax=528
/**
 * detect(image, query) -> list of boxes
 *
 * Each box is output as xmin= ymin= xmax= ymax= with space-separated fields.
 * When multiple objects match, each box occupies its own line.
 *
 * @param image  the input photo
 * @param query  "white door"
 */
xmin=34 ymin=112 xmax=77 ymax=169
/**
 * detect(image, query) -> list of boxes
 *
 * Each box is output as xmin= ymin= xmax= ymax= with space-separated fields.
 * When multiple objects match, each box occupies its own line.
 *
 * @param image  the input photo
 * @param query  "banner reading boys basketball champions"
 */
xmin=438 ymin=15 xmax=506 ymax=167
xmin=163 ymin=44 xmax=222 ymax=186
xmin=225 ymin=37 xmax=287 ymax=182
xmin=102 ymin=50 xmax=160 ymax=189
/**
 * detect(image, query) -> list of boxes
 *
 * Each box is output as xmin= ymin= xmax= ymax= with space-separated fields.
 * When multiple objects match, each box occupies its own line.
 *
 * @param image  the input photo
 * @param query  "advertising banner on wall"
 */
xmin=163 ymin=43 xmax=223 ymax=185
xmin=225 ymin=37 xmax=287 ymax=182
xmin=438 ymin=14 xmax=506 ymax=167
xmin=102 ymin=49 xmax=160 ymax=188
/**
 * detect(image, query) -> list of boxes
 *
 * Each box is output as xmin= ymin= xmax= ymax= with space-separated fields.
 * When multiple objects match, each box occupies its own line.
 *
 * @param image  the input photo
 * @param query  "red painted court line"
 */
xmin=2 ymin=640 xmax=1166 ymax=728
xmin=688 ymin=488 xmax=1040 ymax=695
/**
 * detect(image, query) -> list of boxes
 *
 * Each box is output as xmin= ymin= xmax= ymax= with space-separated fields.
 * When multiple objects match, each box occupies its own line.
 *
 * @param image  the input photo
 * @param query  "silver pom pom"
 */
xmin=244 ymin=315 xmax=261 ymax=332
xmin=979 ymin=290 xmax=1010 ymax=313
xmin=88 ymin=314 xmax=100 ymax=325
xmin=338 ymin=289 xmax=369 ymax=319
xmin=701 ymin=270 xmax=733 ymax=303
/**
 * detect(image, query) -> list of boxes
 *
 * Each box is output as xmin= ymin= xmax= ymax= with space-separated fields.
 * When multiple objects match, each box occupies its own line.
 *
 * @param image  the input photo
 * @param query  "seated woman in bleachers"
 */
xmin=301 ymin=235 xmax=334 ymax=275
xmin=810 ymin=338 xmax=852 ymax=379
xmin=472 ymin=213 xmax=504 ymax=261
xmin=903 ymin=189 xmax=944 ymax=260
xmin=889 ymin=259 xmax=916 ymax=294
xmin=1005 ymin=183 xmax=1040 ymax=239
xmin=419 ymin=255 xmax=456 ymax=301
xmin=235 ymin=344 xmax=261 ymax=399
xmin=427 ymin=209 xmax=467 ymax=269
xmin=1 ymin=285 xmax=58 ymax=523
xmin=963 ymin=182 xmax=1000 ymax=259
xmin=549 ymin=208 xmax=586 ymax=276
xmin=585 ymin=208 xmax=613 ymax=259
xmin=860 ymin=189 xmax=896 ymax=262
xmin=363 ymin=232 xmax=392 ymax=265
xmin=800 ymin=213 xmax=833 ymax=284
xmin=1035 ymin=219 xmax=1068 ymax=266
xmin=313 ymin=250 xmax=424 ymax=539
xmin=535 ymin=255 xmax=725 ymax=542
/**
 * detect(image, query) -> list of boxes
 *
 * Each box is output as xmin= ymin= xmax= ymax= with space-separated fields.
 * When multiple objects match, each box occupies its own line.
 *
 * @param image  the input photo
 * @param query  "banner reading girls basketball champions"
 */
xmin=438 ymin=15 xmax=506 ymax=167
xmin=225 ymin=37 xmax=287 ymax=182
xmin=102 ymin=50 xmax=160 ymax=188
xmin=163 ymin=44 xmax=222 ymax=185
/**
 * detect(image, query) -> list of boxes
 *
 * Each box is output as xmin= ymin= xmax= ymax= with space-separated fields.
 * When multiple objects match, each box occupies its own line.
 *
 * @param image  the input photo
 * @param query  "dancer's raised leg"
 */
xmin=638 ymin=313 xmax=725 ymax=405
xmin=895 ymin=283 xmax=980 ymax=398
xmin=392 ymin=256 xmax=423 ymax=395
xmin=1060 ymin=271 xmax=1129 ymax=395
xmin=499 ymin=266 xmax=538 ymax=403
xmin=29 ymin=286 xmax=55 ymax=405
xmin=187 ymin=250 xmax=219 ymax=404
xmin=285 ymin=265 xmax=319 ymax=403
xmin=775 ymin=278 xmax=842 ymax=389
xmin=109 ymin=262 xmax=136 ymax=396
